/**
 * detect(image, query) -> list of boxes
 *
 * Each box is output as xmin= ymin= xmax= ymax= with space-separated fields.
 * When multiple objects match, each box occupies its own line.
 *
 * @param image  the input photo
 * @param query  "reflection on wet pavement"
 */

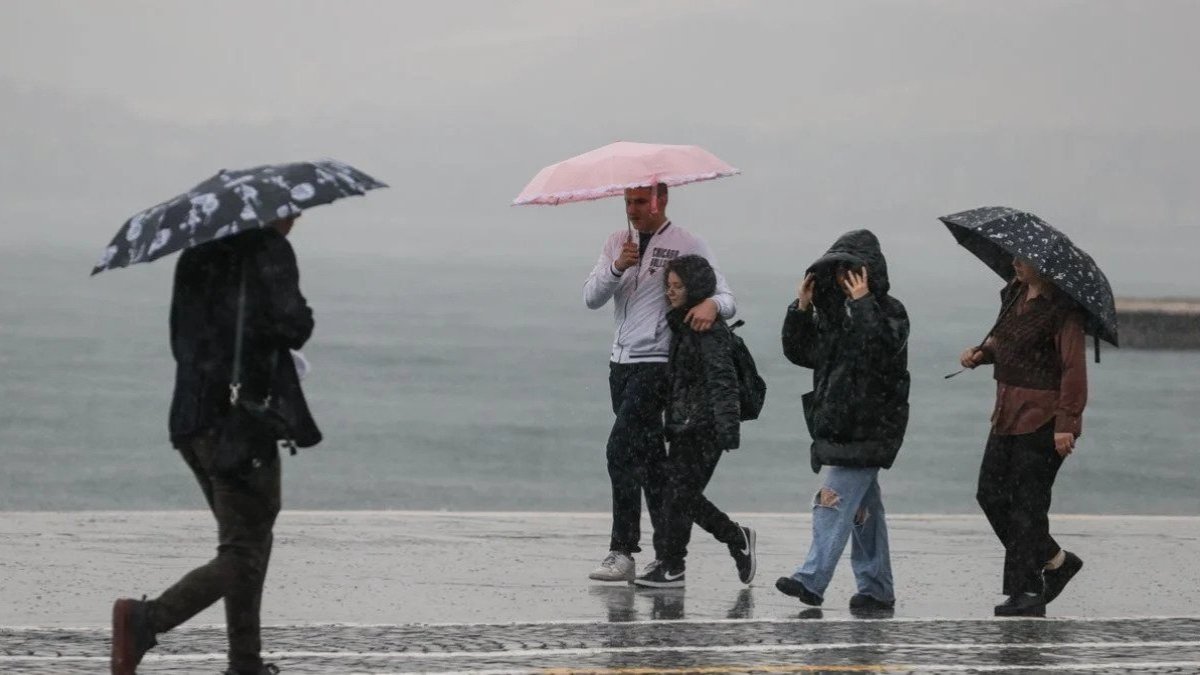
xmin=4 ymin=616 xmax=1199 ymax=673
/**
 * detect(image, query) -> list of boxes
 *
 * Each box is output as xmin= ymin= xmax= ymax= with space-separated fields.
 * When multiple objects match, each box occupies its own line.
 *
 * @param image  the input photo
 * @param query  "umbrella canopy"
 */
xmin=512 ymin=141 xmax=738 ymax=206
xmin=92 ymin=159 xmax=386 ymax=275
xmin=940 ymin=206 xmax=1118 ymax=347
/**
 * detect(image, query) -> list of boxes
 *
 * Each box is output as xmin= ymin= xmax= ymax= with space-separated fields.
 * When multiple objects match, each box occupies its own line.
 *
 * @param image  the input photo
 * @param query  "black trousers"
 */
xmin=607 ymin=362 xmax=669 ymax=555
xmin=149 ymin=433 xmax=281 ymax=673
xmin=658 ymin=430 xmax=742 ymax=568
xmin=976 ymin=422 xmax=1065 ymax=596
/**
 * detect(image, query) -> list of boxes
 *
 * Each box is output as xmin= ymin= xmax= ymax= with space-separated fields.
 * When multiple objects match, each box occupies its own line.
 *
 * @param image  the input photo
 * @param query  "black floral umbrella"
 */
xmin=940 ymin=206 xmax=1118 ymax=354
xmin=92 ymin=159 xmax=386 ymax=275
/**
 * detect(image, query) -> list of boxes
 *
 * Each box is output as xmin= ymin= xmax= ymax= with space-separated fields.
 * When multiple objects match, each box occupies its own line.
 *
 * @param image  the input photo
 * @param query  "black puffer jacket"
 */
xmin=664 ymin=255 xmax=741 ymax=450
xmin=781 ymin=230 xmax=910 ymax=472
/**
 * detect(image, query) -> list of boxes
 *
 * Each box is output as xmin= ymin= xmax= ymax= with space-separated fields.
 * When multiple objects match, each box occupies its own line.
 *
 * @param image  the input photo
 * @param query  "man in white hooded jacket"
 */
xmin=583 ymin=183 xmax=736 ymax=582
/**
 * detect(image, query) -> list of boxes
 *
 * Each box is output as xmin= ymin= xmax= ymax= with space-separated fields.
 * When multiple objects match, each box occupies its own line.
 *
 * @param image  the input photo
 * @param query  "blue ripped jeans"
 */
xmin=789 ymin=466 xmax=894 ymax=602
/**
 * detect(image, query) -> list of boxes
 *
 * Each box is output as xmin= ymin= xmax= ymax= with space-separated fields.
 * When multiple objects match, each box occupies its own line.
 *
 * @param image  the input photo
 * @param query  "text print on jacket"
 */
xmin=584 ymin=221 xmax=736 ymax=364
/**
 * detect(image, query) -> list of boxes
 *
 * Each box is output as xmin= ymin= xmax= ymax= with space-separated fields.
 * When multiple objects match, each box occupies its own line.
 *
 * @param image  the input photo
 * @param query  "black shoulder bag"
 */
xmin=213 ymin=259 xmax=292 ymax=475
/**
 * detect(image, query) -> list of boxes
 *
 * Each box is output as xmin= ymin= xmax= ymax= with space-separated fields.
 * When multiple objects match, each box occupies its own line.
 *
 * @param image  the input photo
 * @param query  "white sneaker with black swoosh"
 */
xmin=634 ymin=562 xmax=686 ymax=588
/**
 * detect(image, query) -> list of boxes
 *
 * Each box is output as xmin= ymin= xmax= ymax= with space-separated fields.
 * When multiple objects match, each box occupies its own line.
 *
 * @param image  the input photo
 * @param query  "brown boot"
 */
xmin=111 ymin=597 xmax=157 ymax=674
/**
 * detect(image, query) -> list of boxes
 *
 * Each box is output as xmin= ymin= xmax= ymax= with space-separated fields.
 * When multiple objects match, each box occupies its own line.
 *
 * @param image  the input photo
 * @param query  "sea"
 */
xmin=1 ymin=244 xmax=1196 ymax=514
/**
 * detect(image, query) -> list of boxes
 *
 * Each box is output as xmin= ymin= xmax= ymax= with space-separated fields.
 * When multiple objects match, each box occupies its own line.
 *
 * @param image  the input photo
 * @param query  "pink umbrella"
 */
xmin=512 ymin=141 xmax=739 ymax=209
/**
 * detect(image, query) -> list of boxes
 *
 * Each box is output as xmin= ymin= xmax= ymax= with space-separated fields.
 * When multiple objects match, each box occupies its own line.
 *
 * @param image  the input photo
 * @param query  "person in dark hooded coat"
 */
xmin=632 ymin=254 xmax=757 ymax=588
xmin=774 ymin=230 xmax=909 ymax=615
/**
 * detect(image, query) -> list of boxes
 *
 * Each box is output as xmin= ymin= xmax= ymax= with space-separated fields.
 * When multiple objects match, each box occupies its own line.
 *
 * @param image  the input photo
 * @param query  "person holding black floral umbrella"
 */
xmin=960 ymin=257 xmax=1088 ymax=617
xmin=101 ymin=160 xmax=386 ymax=675
xmin=943 ymin=206 xmax=1116 ymax=618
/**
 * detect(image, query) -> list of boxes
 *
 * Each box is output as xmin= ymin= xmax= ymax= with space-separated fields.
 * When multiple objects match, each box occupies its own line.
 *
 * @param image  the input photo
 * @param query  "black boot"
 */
xmin=849 ymin=593 xmax=896 ymax=618
xmin=1044 ymin=551 xmax=1083 ymax=604
xmin=775 ymin=576 xmax=822 ymax=606
xmin=994 ymin=592 xmax=1046 ymax=617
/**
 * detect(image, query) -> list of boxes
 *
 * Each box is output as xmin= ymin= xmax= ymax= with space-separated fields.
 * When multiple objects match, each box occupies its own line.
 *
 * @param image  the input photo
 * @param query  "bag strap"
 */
xmin=229 ymin=257 xmax=249 ymax=404
xmin=228 ymin=255 xmax=279 ymax=406
xmin=729 ymin=319 xmax=745 ymax=331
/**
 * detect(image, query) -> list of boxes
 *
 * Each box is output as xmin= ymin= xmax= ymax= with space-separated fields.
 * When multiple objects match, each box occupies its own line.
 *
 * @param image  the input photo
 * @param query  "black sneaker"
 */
xmin=775 ymin=576 xmax=822 ymax=606
xmin=729 ymin=525 xmax=757 ymax=584
xmin=111 ymin=597 xmax=157 ymax=675
xmin=849 ymin=593 xmax=895 ymax=618
xmin=1044 ymin=551 xmax=1083 ymax=604
xmin=634 ymin=562 xmax=686 ymax=588
xmin=994 ymin=592 xmax=1046 ymax=617
xmin=850 ymin=593 xmax=895 ymax=610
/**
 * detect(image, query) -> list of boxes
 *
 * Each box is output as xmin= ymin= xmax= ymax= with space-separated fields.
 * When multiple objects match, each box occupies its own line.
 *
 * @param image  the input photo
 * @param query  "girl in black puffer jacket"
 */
xmin=632 ymin=254 xmax=757 ymax=589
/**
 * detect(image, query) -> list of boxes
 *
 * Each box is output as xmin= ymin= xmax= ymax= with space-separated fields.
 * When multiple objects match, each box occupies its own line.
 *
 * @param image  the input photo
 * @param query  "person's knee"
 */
xmin=218 ymin=542 xmax=269 ymax=577
xmin=606 ymin=432 xmax=634 ymax=464
xmin=814 ymin=487 xmax=841 ymax=510
xmin=854 ymin=506 xmax=870 ymax=526
xmin=606 ymin=440 xmax=624 ymax=465
xmin=976 ymin=487 xmax=1002 ymax=512
xmin=672 ymin=488 xmax=701 ymax=513
xmin=219 ymin=524 xmax=273 ymax=565
xmin=607 ymin=421 xmax=655 ymax=458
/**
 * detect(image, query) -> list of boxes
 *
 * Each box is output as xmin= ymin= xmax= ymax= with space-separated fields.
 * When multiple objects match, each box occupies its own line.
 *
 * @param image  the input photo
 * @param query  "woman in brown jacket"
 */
xmin=960 ymin=257 xmax=1087 ymax=617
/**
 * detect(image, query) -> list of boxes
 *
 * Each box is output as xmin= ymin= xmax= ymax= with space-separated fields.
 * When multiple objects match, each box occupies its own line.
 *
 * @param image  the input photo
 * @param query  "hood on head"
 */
xmin=664 ymin=254 xmax=717 ymax=310
xmin=805 ymin=229 xmax=891 ymax=317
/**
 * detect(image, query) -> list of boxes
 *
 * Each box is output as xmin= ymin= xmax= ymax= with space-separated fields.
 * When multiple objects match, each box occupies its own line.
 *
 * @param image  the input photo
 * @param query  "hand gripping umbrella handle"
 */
xmin=945 ymin=283 xmax=1025 ymax=381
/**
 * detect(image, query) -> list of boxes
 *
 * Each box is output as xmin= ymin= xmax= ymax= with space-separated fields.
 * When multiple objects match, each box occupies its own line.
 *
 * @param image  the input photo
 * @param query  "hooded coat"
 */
xmin=781 ymin=230 xmax=910 ymax=472
xmin=664 ymin=255 xmax=741 ymax=450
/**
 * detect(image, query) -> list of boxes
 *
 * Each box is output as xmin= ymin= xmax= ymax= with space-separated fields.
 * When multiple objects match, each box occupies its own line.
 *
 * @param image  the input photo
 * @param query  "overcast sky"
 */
xmin=2 ymin=0 xmax=1198 ymax=294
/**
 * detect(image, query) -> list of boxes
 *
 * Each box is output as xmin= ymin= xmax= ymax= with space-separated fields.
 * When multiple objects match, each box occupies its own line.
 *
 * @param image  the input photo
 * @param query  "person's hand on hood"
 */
xmin=797 ymin=273 xmax=816 ymax=311
xmin=839 ymin=267 xmax=871 ymax=301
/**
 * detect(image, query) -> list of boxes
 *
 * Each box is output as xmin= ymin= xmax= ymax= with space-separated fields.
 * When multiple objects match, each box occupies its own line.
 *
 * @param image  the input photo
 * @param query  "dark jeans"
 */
xmin=659 ymin=430 xmax=742 ymax=568
xmin=148 ymin=432 xmax=281 ymax=673
xmin=607 ymin=362 xmax=669 ymax=555
xmin=976 ymin=422 xmax=1064 ymax=596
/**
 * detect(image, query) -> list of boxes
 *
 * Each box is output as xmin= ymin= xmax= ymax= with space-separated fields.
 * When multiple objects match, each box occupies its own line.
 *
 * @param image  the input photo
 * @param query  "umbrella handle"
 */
xmin=945 ymin=283 xmax=1023 ymax=381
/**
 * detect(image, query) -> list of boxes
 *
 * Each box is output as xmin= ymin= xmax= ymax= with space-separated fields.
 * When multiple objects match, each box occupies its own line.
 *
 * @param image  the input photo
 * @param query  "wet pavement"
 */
xmin=4 ymin=617 xmax=1200 ymax=673
xmin=1 ymin=512 xmax=1197 ymax=673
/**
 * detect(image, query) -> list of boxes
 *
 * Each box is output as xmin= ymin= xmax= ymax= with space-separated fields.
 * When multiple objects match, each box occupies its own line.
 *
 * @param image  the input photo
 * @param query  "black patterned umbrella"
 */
xmin=939 ymin=206 xmax=1118 ymax=347
xmin=91 ymin=159 xmax=387 ymax=275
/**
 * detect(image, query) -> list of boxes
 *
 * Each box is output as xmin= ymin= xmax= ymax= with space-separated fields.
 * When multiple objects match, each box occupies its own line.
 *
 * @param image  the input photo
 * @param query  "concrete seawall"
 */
xmin=1115 ymin=298 xmax=1200 ymax=350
